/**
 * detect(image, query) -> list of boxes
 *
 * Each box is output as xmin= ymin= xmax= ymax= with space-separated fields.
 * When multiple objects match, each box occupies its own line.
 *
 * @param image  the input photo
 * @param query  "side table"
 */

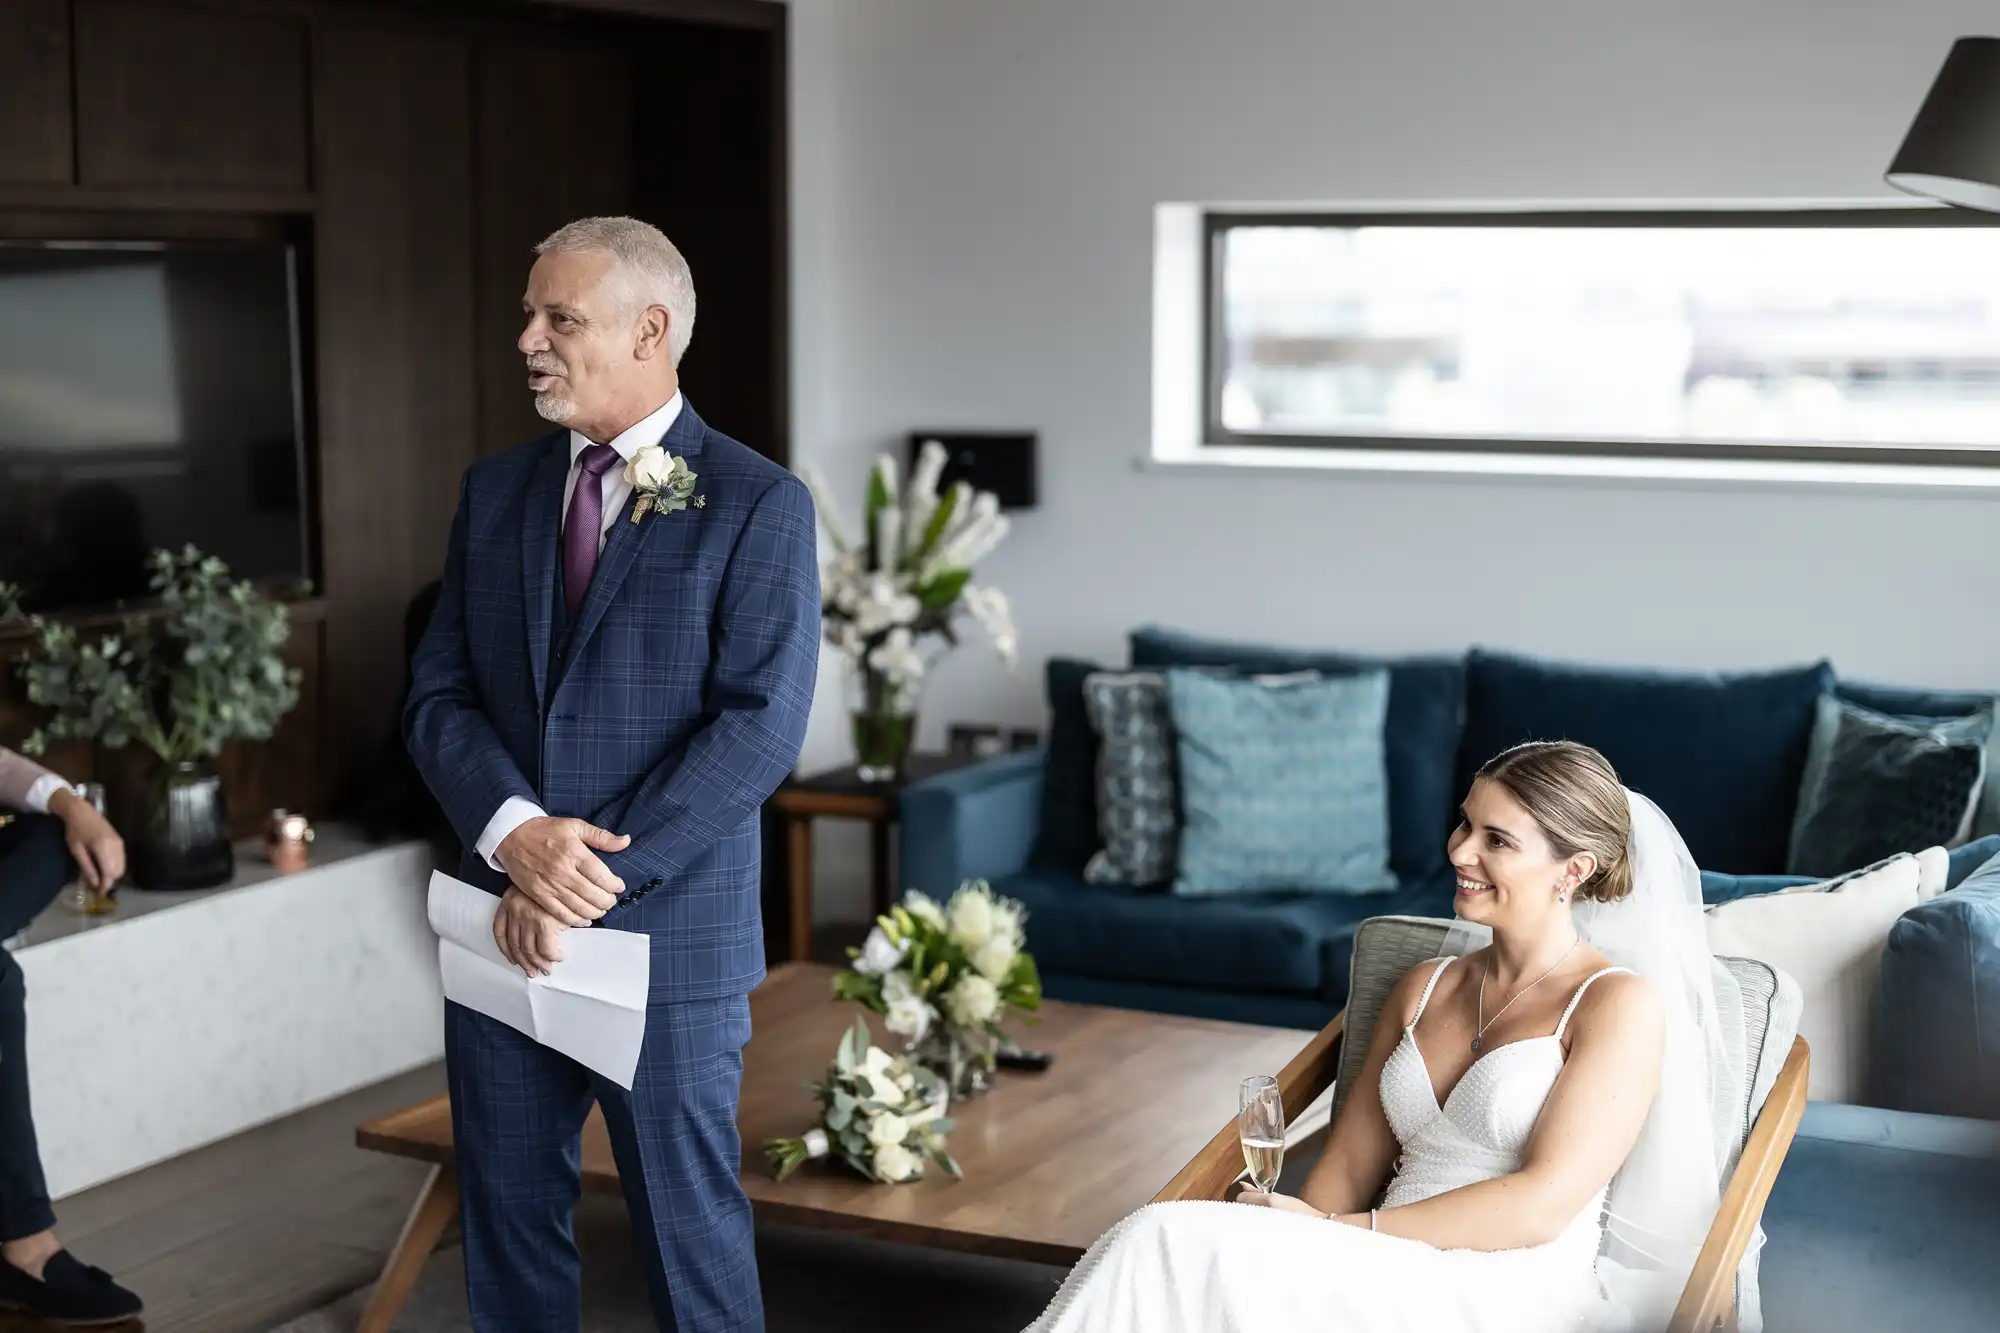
xmin=768 ymin=753 xmax=969 ymax=962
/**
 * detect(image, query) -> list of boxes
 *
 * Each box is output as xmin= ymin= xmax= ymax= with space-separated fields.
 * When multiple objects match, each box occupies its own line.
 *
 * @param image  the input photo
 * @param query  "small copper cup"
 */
xmin=265 ymin=809 xmax=315 ymax=872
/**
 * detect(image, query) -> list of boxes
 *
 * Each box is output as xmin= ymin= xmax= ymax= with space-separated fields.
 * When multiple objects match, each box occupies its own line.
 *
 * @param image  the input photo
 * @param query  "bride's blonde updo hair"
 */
xmin=1475 ymin=741 xmax=1635 ymax=904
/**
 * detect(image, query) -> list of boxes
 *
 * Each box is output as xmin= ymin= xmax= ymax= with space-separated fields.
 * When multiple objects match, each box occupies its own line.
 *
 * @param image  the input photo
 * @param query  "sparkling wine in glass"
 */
xmin=1239 ymin=1074 xmax=1285 ymax=1193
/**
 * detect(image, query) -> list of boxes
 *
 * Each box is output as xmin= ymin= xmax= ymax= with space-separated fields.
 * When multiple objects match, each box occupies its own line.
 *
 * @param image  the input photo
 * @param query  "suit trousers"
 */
xmin=0 ymin=814 xmax=71 ymax=1241
xmin=444 ymin=988 xmax=762 ymax=1332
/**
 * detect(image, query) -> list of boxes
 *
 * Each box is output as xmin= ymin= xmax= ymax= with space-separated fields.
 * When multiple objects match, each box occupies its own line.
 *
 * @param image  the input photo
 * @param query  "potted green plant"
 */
xmin=1 ymin=547 xmax=304 ymax=890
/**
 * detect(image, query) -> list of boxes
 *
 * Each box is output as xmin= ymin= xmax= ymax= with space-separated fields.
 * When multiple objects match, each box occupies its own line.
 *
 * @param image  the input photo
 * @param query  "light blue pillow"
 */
xmin=1166 ymin=668 xmax=1396 ymax=896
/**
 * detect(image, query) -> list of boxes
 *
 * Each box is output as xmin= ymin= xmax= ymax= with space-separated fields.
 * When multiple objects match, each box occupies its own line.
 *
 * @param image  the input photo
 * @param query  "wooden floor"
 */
xmin=5 ymin=1064 xmax=448 ymax=1333
xmin=5 ymin=928 xmax=875 ymax=1333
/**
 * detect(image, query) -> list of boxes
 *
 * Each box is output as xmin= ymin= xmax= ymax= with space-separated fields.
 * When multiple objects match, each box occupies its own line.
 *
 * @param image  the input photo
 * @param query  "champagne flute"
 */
xmin=1239 ymin=1074 xmax=1285 ymax=1193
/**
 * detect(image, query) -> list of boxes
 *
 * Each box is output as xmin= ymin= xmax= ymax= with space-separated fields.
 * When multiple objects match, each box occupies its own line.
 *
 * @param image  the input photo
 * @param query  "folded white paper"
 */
xmin=427 ymin=870 xmax=651 ymax=1089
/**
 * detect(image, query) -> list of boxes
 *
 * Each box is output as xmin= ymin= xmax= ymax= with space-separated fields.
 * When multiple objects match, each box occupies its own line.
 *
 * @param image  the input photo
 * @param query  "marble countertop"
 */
xmin=7 ymin=823 xmax=434 ymax=951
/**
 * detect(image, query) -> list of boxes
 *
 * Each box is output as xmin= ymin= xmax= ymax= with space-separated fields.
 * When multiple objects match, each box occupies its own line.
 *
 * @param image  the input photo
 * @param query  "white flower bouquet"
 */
xmin=764 ymin=1019 xmax=961 ymax=1185
xmin=800 ymin=442 xmax=1016 ymax=778
xmin=832 ymin=880 xmax=1041 ymax=1097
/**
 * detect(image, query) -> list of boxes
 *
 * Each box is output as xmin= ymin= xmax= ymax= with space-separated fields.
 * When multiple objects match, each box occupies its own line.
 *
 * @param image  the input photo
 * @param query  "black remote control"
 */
xmin=996 ymin=1046 xmax=1055 ymax=1072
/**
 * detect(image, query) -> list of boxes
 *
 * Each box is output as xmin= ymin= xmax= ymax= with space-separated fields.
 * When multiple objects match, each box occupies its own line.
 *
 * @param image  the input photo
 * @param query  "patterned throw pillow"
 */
xmin=1787 ymin=695 xmax=1993 ymax=879
xmin=1167 ymin=668 xmax=1396 ymax=897
xmin=1081 ymin=672 xmax=1178 ymax=886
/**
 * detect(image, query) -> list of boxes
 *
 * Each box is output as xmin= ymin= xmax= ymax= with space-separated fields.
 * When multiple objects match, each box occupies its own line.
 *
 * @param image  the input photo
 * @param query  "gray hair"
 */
xmin=535 ymin=216 xmax=697 ymax=366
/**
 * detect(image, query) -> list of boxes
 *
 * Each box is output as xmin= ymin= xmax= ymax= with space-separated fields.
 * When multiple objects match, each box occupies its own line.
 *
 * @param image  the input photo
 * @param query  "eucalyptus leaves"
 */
xmin=4 ymin=547 xmax=303 ymax=765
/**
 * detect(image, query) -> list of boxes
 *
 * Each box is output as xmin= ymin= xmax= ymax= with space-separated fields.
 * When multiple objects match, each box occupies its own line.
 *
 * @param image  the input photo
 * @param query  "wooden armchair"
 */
xmin=1153 ymin=915 xmax=1811 ymax=1333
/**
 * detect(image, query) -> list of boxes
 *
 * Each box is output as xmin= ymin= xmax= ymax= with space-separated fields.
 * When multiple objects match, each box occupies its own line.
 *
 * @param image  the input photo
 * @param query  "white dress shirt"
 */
xmin=474 ymin=392 xmax=684 ymax=872
xmin=0 ymin=746 xmax=71 ymax=814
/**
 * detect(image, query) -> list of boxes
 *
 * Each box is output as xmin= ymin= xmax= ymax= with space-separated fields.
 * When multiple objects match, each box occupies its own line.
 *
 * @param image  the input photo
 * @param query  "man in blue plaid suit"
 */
xmin=406 ymin=216 xmax=818 ymax=1332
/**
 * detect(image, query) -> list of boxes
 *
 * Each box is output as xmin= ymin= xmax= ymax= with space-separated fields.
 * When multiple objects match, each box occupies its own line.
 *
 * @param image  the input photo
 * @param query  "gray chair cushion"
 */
xmin=1331 ymin=916 xmax=1457 ymax=1125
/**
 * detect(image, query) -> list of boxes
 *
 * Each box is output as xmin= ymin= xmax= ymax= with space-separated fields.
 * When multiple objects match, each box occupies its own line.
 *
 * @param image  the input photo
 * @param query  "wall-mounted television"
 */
xmin=0 ymin=239 xmax=310 ymax=616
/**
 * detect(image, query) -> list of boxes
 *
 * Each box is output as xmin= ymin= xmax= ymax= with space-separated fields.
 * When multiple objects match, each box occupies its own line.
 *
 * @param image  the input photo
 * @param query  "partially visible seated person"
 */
xmin=0 ymin=746 xmax=144 ymax=1324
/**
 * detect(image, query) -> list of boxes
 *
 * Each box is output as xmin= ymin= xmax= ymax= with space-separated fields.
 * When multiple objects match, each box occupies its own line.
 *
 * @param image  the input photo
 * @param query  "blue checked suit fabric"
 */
xmin=406 ymin=401 xmax=819 ymax=1333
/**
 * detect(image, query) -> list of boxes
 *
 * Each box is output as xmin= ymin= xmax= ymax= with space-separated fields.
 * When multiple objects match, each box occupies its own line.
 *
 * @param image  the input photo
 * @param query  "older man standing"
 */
xmin=405 ymin=217 xmax=817 ymax=1332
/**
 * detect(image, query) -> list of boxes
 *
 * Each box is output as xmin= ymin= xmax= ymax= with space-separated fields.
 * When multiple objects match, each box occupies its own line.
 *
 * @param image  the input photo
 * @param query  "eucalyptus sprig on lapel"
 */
xmin=625 ymin=444 xmax=703 ymax=523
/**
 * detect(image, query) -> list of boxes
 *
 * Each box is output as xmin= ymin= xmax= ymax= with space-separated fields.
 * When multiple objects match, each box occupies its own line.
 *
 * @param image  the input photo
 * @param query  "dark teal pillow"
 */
xmin=1787 ymin=696 xmax=1992 ymax=879
xmin=1166 ymin=668 xmax=1396 ymax=896
xmin=1875 ymin=851 xmax=2000 ymax=1118
xmin=1456 ymin=649 xmax=1833 ymax=874
xmin=1129 ymin=625 xmax=1464 ymax=881
xmin=1029 ymin=656 xmax=1107 ymax=875
xmin=1838 ymin=680 xmax=2000 ymax=840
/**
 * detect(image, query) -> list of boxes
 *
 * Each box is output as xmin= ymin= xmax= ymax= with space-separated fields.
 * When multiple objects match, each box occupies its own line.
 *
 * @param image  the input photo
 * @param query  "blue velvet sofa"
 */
xmin=902 ymin=625 xmax=2000 ymax=1030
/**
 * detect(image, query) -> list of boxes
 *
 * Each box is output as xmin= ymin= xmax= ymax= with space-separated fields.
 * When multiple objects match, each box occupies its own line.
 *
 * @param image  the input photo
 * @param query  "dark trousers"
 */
xmin=444 ymin=992 xmax=762 ymax=1333
xmin=0 ymin=813 xmax=71 ymax=1242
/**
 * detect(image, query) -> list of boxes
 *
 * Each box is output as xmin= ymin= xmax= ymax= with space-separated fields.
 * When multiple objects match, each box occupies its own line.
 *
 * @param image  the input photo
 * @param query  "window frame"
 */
xmin=1198 ymin=206 xmax=2000 ymax=471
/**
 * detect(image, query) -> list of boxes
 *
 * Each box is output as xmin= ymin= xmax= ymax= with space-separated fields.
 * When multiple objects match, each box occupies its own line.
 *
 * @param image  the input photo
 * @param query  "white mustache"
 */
xmin=525 ymin=356 xmax=567 ymax=377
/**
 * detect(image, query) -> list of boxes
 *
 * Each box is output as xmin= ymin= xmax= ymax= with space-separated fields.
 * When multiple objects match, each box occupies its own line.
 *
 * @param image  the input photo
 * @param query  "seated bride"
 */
xmin=1025 ymin=740 xmax=1748 ymax=1333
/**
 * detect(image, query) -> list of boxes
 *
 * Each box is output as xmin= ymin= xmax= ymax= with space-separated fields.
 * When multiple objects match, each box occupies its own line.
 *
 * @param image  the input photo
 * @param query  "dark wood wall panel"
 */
xmin=0 ymin=0 xmax=75 ymax=185
xmin=635 ymin=22 xmax=784 ymax=464
xmin=313 ymin=22 xmax=477 ymax=780
xmin=472 ymin=36 xmax=636 ymax=454
xmin=74 ymin=0 xmax=310 ymax=191
xmin=2 ymin=0 xmax=788 ymax=820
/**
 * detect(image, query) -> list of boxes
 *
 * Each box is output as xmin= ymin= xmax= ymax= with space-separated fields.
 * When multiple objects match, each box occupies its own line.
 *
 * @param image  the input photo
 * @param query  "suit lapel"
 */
xmin=521 ymin=433 xmax=570 ymax=713
xmin=564 ymin=401 xmax=707 ymax=667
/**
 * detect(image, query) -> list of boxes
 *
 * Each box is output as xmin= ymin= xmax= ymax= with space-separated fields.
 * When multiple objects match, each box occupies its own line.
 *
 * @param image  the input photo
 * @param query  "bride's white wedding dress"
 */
xmin=1024 ymin=957 xmax=1631 ymax=1333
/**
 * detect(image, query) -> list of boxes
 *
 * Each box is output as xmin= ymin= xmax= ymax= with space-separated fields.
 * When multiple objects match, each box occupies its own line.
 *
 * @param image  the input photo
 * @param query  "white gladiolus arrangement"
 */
xmin=764 ymin=1020 xmax=960 ymax=1185
xmin=801 ymin=441 xmax=1017 ymax=717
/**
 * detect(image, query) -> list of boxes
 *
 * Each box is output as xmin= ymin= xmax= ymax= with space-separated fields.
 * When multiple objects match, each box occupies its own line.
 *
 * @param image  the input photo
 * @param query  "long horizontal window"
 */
xmin=1205 ymin=210 xmax=2000 ymax=468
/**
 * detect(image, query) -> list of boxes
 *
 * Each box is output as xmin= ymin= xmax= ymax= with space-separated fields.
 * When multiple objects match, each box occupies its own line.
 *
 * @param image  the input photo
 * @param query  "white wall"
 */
xmin=785 ymin=0 xmax=1998 ymax=919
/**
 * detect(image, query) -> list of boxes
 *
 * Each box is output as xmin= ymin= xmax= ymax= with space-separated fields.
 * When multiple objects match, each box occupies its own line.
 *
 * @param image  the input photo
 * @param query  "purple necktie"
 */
xmin=562 ymin=443 xmax=622 ymax=622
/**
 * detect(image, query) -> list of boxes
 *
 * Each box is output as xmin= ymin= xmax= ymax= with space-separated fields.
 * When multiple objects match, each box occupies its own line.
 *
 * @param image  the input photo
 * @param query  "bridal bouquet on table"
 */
xmin=801 ymin=441 xmax=1016 ymax=781
xmin=764 ymin=1020 xmax=960 ymax=1185
xmin=832 ymin=880 xmax=1041 ymax=1098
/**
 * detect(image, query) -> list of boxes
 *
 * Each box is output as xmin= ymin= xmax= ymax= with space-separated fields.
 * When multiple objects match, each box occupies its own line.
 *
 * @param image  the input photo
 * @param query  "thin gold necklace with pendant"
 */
xmin=1473 ymin=935 xmax=1581 ymax=1054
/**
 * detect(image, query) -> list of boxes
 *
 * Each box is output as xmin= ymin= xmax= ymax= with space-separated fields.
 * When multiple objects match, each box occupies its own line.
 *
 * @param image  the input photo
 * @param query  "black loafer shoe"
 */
xmin=0 ymin=1249 xmax=145 ymax=1325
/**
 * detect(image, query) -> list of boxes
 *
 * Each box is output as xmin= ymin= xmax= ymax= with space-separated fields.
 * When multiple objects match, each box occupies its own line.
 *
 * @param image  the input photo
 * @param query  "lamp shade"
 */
xmin=1886 ymin=37 xmax=2000 ymax=212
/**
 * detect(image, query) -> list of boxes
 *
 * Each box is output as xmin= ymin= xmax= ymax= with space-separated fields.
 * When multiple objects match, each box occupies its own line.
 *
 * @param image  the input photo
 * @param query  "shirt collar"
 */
xmin=569 ymin=390 xmax=684 ymax=467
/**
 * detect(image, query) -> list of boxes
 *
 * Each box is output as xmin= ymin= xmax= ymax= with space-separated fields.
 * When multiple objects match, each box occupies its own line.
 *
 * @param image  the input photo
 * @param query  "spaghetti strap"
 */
xmin=1554 ymin=966 xmax=1634 ymax=1040
xmin=1408 ymin=956 xmax=1456 ymax=1028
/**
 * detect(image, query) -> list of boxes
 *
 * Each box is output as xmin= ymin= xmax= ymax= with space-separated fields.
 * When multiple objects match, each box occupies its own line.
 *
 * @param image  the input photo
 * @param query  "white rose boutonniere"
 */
xmin=626 ymin=444 xmax=703 ymax=523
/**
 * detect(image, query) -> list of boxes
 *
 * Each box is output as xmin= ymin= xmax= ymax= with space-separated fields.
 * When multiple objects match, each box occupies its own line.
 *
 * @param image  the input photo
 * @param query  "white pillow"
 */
xmin=1705 ymin=854 xmax=1921 ymax=1103
xmin=1915 ymin=845 xmax=1949 ymax=901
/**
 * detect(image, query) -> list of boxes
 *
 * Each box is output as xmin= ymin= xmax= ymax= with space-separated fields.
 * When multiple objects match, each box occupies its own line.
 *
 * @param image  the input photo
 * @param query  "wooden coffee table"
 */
xmin=351 ymin=963 xmax=1314 ymax=1331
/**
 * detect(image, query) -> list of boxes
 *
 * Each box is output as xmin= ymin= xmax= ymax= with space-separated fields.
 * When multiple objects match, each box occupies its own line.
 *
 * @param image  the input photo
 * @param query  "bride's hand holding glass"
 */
xmin=1231 ymin=1189 xmax=1327 ymax=1218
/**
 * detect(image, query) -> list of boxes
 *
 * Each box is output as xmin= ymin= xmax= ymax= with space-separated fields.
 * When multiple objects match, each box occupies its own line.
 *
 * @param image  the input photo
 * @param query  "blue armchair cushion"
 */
xmin=1029 ymin=656 xmax=1108 ymax=875
xmin=1874 ymin=850 xmax=2000 ymax=1118
xmin=1760 ymin=1103 xmax=2000 ymax=1333
xmin=1838 ymin=680 xmax=2000 ymax=840
xmin=1456 ymin=649 xmax=1833 ymax=874
xmin=1129 ymin=625 xmax=1465 ymax=881
xmin=1787 ymin=695 xmax=1991 ymax=879
xmin=1167 ymin=668 xmax=1396 ymax=896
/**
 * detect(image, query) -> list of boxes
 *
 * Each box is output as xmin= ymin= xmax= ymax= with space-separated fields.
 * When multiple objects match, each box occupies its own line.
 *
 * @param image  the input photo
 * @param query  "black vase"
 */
xmin=134 ymin=759 xmax=235 ymax=890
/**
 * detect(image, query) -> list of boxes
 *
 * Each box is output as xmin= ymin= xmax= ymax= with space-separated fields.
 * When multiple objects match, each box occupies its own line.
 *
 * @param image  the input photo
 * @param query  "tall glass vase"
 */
xmin=907 ymin=1023 xmax=998 ymax=1100
xmin=847 ymin=664 xmax=920 ymax=783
